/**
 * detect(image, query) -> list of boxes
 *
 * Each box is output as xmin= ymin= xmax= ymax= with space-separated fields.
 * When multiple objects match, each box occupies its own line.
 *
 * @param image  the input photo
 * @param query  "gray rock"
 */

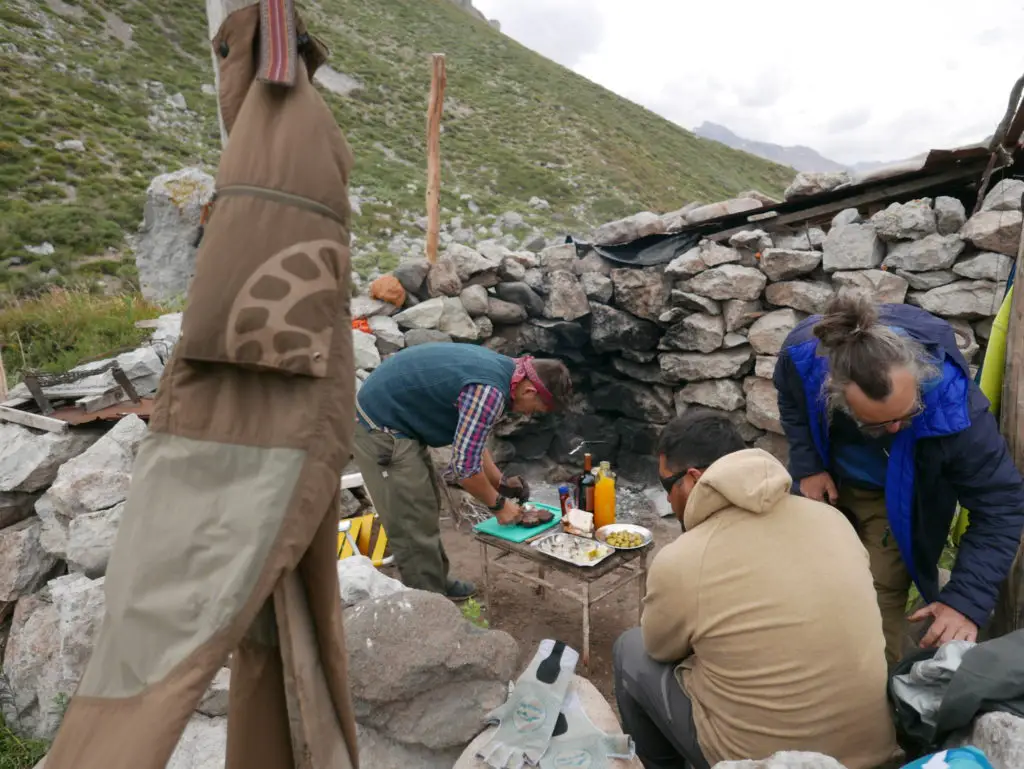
xmin=474 ymin=316 xmax=494 ymax=339
xmin=773 ymin=228 xmax=826 ymax=251
xmin=426 ymin=257 xmax=462 ymax=297
xmin=508 ymin=250 xmax=540 ymax=269
xmin=953 ymin=251 xmax=1014 ymax=282
xmin=369 ymin=315 xmax=406 ymax=355
xmin=980 ymin=179 xmax=1024 ymax=212
xmin=0 ymin=493 xmax=37 ymax=531
xmin=765 ymin=282 xmax=833 ymax=315
xmin=358 ymin=722 xmax=461 ymax=769
xmin=521 ymin=320 xmax=587 ymax=355
xmin=723 ymin=332 xmax=747 ymax=348
xmin=486 ymin=298 xmax=527 ymax=325
xmin=949 ymin=319 xmax=980 ymax=363
xmin=438 ymin=298 xmax=479 ymax=341
xmin=729 ymin=229 xmax=772 ymax=252
xmin=590 ymin=374 xmax=674 ymax=423
xmin=167 ymin=714 xmax=228 ymax=769
xmin=353 ymin=329 xmax=382 ymax=370
xmin=591 ymin=212 xmax=663 ymax=245
xmin=3 ymin=573 xmax=106 ymax=740
xmin=883 ymin=234 xmax=965 ymax=272
xmin=661 ymin=313 xmax=725 ymax=354
xmin=611 ymin=358 xmax=666 ymax=385
xmin=748 ymin=309 xmax=802 ymax=355
xmin=870 ymin=199 xmax=936 ymax=241
xmin=955 ymin=711 xmax=1024 ymax=769
xmin=610 ymin=267 xmax=670 ymax=322
xmin=197 ymin=669 xmax=230 ymax=718
xmin=542 ymin=271 xmax=590 ymax=321
xmin=6 ymin=347 xmax=165 ymax=404
xmin=495 ymin=282 xmax=545 ymax=317
xmin=149 ymin=312 xmax=183 ymax=361
xmin=755 ymin=355 xmax=778 ymax=379
xmin=916 ymin=280 xmax=1005 ymax=319
xmin=723 ymin=300 xmax=765 ymax=333
xmin=660 ymin=347 xmax=754 ymax=383
xmin=660 ymin=202 xmax=702 ymax=233
xmin=0 ymin=518 xmax=57 ymax=617
xmin=538 ymin=244 xmax=576 ymax=273
xmin=497 ymin=256 xmax=526 ymax=283
xmin=393 ymin=258 xmax=431 ymax=295
xmin=66 ymin=502 xmax=124 ymax=578
xmin=135 ymin=168 xmax=215 ymax=303
xmin=445 ymin=244 xmax=498 ymax=284
xmin=337 ymin=555 xmax=408 ymax=607
xmin=684 ymin=198 xmax=762 ymax=226
xmin=476 ymin=242 xmax=512 ymax=263
xmin=744 ymin=377 xmax=782 ymax=434
xmin=676 ymin=379 xmax=745 ymax=411
xmin=833 ymin=270 xmax=909 ymax=304
xmin=522 ymin=232 xmax=547 ymax=253
xmin=935 ymin=195 xmax=967 ymax=235
xmin=784 ymin=171 xmax=851 ymax=200
xmin=406 ymin=329 xmax=453 ymax=346
xmin=754 ymin=433 xmax=790 ymax=465
xmin=572 ymin=250 xmax=611 ymax=276
xmin=523 ymin=268 xmax=546 ymax=295
xmin=580 ymin=272 xmax=613 ymax=303
xmin=832 ymin=208 xmax=862 ymax=227
xmin=665 ymin=248 xmax=707 ymax=279
xmin=621 ymin=348 xmax=658 ymax=363
xmin=590 ymin=304 xmax=660 ymax=353
xmin=659 ymin=308 xmax=685 ymax=325
xmin=678 ymin=265 xmax=767 ymax=301
xmin=697 ymin=241 xmax=742 ymax=267
xmin=712 ymin=751 xmax=848 ymax=768
xmin=459 ymin=285 xmax=490 ymax=317
xmin=822 ymin=223 xmax=885 ymax=272
xmin=351 ymin=296 xmax=396 ymax=320
xmin=344 ymin=590 xmax=518 ymax=751
xmin=394 ymin=297 xmax=445 ymax=330
xmin=896 ymin=269 xmax=957 ymax=291
xmin=496 ymin=211 xmax=526 ymax=231
xmin=0 ymin=426 xmax=95 ymax=495
xmin=671 ymin=291 xmax=720 ymax=315
xmin=36 ymin=415 xmax=147 ymax=561
xmin=759 ymin=249 xmax=822 ymax=281
xmin=961 ymin=210 xmax=1024 ymax=256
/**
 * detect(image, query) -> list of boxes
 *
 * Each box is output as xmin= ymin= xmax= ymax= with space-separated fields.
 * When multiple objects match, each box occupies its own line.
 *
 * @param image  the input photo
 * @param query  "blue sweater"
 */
xmin=356 ymin=343 xmax=515 ymax=447
xmin=774 ymin=304 xmax=1024 ymax=626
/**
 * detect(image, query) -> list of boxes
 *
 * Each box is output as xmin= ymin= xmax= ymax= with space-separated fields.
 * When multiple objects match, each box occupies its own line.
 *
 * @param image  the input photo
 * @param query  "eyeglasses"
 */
xmin=660 ymin=467 xmax=705 ymax=494
xmin=852 ymin=401 xmax=925 ymax=437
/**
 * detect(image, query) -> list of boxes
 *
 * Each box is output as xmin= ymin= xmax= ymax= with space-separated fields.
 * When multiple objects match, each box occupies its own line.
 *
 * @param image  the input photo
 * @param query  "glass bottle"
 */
xmin=578 ymin=453 xmax=597 ymax=513
xmin=558 ymin=484 xmax=571 ymax=519
xmin=594 ymin=460 xmax=616 ymax=529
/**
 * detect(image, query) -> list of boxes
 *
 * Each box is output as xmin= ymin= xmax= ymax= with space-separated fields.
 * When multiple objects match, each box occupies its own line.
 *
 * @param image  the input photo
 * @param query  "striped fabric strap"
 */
xmin=258 ymin=0 xmax=298 ymax=86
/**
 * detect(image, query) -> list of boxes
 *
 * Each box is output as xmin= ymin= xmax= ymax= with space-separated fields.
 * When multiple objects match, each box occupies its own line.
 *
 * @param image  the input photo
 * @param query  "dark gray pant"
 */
xmin=613 ymin=628 xmax=710 ymax=769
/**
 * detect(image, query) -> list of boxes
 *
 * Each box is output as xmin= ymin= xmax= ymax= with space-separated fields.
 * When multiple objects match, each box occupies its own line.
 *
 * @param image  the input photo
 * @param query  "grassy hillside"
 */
xmin=0 ymin=0 xmax=792 ymax=299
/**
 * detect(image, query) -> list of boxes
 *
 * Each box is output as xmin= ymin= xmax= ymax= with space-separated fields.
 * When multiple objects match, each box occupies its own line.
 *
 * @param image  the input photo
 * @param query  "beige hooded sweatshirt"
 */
xmin=641 ymin=449 xmax=898 ymax=769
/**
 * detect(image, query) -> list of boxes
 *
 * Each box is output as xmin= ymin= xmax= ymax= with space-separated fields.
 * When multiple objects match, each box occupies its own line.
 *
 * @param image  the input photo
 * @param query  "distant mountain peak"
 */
xmin=694 ymin=121 xmax=854 ymax=174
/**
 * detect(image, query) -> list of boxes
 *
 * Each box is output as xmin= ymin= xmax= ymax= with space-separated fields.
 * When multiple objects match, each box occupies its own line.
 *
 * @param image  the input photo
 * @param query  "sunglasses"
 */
xmin=660 ymin=467 xmax=705 ymax=494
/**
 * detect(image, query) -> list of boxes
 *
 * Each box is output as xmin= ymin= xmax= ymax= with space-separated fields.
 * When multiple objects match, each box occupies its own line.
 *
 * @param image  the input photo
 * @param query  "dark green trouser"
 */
xmin=351 ymin=421 xmax=450 ymax=593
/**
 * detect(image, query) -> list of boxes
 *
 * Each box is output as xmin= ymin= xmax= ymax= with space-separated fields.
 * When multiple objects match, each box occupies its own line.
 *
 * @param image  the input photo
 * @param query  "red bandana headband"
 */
xmin=512 ymin=355 xmax=555 ymax=408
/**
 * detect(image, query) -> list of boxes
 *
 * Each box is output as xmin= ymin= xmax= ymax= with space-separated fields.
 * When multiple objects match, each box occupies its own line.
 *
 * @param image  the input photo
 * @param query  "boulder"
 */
xmin=764 ymin=281 xmax=834 ymax=315
xmin=660 ymin=313 xmax=725 ymax=354
xmin=149 ymin=312 xmax=183 ymax=361
xmin=665 ymin=248 xmax=707 ymax=279
xmin=591 ymin=212 xmax=663 ymax=245
xmin=352 ymin=296 xmax=397 ymax=320
xmin=344 ymin=590 xmax=518 ymax=752
xmin=949 ymin=319 xmax=980 ymax=363
xmin=744 ymin=377 xmax=782 ymax=434
xmin=980 ymin=178 xmax=1024 ymax=212
xmin=755 ymin=355 xmax=778 ymax=379
xmin=896 ymin=269 xmax=957 ymax=291
xmin=572 ymin=250 xmax=611 ymax=276
xmin=955 ymin=711 xmax=1024 ymax=769
xmin=784 ymin=171 xmax=851 ymax=200
xmin=961 ymin=210 xmax=1024 ymax=256
xmin=542 ymin=271 xmax=590 ymax=321
xmin=870 ymin=199 xmax=936 ymax=241
xmin=369 ymin=314 xmax=406 ymax=355
xmin=591 ymin=374 xmax=674 ymax=423
xmin=723 ymin=300 xmax=765 ymax=333
xmin=36 ymin=415 xmax=147 ymax=561
xmin=486 ymin=298 xmax=527 ymax=325
xmin=748 ymin=310 xmax=802 ymax=355
xmin=758 ymin=249 xmax=821 ymax=281
xmin=676 ymin=379 xmax=745 ymax=411
xmin=695 ymin=241 xmax=742 ymax=267
xmin=832 ymin=208 xmax=862 ymax=227
xmin=197 ymin=669 xmax=230 ymax=718
xmin=0 ymin=493 xmax=37 ymax=531
xmin=521 ymin=319 xmax=588 ymax=355
xmin=610 ymin=267 xmax=670 ymax=322
xmin=474 ymin=316 xmax=494 ymax=339
xmin=590 ymin=304 xmax=659 ymax=353
xmin=712 ymin=751 xmax=847 ymax=768
xmin=459 ymin=285 xmax=490 ymax=317
xmin=370 ymin=274 xmax=406 ymax=307
xmin=438 ymin=298 xmax=479 ymax=341
xmin=353 ymin=328 xmax=382 ymax=370
xmin=833 ymin=270 xmax=909 ymax=304
xmin=0 ymin=518 xmax=58 ymax=617
xmin=671 ymin=291 xmax=721 ymax=315
xmin=660 ymin=348 xmax=754 ymax=383
xmin=538 ymin=243 xmax=577 ymax=273
xmin=883 ymin=233 xmax=965 ymax=272
xmin=393 ymin=258 xmax=431 ymax=296
xmin=495 ymin=282 xmax=546 ymax=318
xmin=660 ymin=202 xmax=702 ymax=233
xmin=774 ymin=227 xmax=826 ymax=251
xmin=135 ymin=167 xmax=215 ymax=303
xmin=723 ymin=332 xmax=747 ymax=349
xmin=3 ymin=574 xmax=106 ymax=739
xmin=497 ymin=256 xmax=526 ymax=283
xmin=0 ymin=425 xmax=95 ymax=495
xmin=394 ymin=296 xmax=445 ymax=329
xmin=580 ymin=272 xmax=614 ymax=303
xmin=65 ymin=502 xmax=124 ymax=578
xmin=621 ymin=348 xmax=658 ymax=364
xmin=729 ymin=229 xmax=773 ymax=252
xmin=612 ymin=357 xmax=666 ymax=385
xmin=337 ymin=555 xmax=408 ymax=607
xmin=822 ymin=223 xmax=884 ymax=272
xmin=426 ymin=257 xmax=462 ymax=297
xmin=915 ymin=280 xmax=1005 ymax=319
xmin=935 ymin=195 xmax=967 ymax=235
xmin=953 ymin=251 xmax=1014 ymax=282
xmin=446 ymin=244 xmax=500 ymax=284
xmin=166 ymin=714 xmax=228 ymax=769
xmin=684 ymin=198 xmax=762 ymax=226
xmin=678 ymin=265 xmax=767 ymax=301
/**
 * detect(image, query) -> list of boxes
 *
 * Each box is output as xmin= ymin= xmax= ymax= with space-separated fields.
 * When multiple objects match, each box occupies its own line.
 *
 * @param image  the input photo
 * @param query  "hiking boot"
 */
xmin=445 ymin=578 xmax=477 ymax=602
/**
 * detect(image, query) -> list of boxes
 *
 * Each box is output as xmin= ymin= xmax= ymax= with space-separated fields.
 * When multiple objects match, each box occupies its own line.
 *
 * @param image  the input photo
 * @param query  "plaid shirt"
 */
xmin=447 ymin=383 xmax=506 ymax=481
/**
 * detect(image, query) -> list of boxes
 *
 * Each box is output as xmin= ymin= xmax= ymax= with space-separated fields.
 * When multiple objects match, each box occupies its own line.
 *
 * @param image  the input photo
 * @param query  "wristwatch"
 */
xmin=488 ymin=495 xmax=506 ymax=512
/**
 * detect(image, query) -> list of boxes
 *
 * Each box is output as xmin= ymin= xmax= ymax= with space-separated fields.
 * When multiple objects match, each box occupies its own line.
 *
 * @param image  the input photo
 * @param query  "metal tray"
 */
xmin=530 ymin=531 xmax=615 ymax=568
xmin=595 ymin=523 xmax=654 ymax=550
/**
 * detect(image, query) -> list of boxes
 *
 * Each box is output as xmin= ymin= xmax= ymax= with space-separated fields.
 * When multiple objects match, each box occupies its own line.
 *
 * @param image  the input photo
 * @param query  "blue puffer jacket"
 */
xmin=774 ymin=303 xmax=1024 ymax=626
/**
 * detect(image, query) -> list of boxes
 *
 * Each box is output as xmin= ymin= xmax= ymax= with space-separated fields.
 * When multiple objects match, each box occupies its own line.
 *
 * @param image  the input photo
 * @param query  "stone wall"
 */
xmin=353 ymin=177 xmax=1020 ymax=485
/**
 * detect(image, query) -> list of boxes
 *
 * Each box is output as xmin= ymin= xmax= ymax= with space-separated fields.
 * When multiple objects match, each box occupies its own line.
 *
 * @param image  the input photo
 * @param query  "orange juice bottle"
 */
xmin=593 ymin=461 xmax=616 ymax=530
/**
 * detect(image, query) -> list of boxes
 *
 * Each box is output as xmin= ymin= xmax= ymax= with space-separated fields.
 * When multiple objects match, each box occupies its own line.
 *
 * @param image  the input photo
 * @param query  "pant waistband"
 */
xmin=355 ymin=398 xmax=408 ymax=439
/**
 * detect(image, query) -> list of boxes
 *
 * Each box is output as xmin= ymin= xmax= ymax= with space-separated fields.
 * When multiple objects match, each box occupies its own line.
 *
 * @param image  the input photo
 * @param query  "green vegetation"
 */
xmin=0 ymin=674 xmax=52 ymax=768
xmin=460 ymin=597 xmax=489 ymax=629
xmin=0 ymin=0 xmax=791 ymax=298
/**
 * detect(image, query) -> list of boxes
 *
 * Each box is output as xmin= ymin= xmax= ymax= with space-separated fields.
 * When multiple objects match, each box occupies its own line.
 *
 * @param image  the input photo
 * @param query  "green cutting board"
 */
xmin=473 ymin=502 xmax=562 ymax=543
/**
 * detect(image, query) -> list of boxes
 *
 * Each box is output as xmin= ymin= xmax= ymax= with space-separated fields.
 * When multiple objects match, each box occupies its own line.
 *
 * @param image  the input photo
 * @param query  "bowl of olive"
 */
xmin=595 ymin=523 xmax=653 ymax=550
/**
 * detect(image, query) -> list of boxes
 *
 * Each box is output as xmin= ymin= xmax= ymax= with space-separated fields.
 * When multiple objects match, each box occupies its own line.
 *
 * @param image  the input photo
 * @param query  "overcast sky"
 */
xmin=474 ymin=0 xmax=1024 ymax=165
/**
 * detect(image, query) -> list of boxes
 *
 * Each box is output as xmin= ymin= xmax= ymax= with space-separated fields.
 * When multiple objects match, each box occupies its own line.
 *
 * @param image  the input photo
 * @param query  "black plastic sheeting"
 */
xmin=565 ymin=230 xmax=702 ymax=267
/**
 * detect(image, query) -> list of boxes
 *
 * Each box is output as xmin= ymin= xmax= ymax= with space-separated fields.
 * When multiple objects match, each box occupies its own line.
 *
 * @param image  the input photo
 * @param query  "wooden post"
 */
xmin=206 ymin=0 xmax=255 ymax=148
xmin=0 ymin=349 xmax=7 ymax=402
xmin=425 ymin=54 xmax=447 ymax=264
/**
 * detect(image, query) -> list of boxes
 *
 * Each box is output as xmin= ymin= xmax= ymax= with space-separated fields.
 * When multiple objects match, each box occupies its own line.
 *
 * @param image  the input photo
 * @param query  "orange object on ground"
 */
xmin=352 ymin=318 xmax=371 ymax=333
xmin=370 ymin=274 xmax=406 ymax=307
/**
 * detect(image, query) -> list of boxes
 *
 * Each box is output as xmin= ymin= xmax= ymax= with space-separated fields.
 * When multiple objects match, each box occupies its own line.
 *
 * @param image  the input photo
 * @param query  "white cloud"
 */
xmin=475 ymin=0 xmax=1024 ymax=164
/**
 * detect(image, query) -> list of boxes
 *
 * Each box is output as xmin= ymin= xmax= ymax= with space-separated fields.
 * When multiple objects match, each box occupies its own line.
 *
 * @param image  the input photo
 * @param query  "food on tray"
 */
xmin=518 ymin=504 xmax=554 ymax=527
xmin=606 ymin=530 xmax=645 ymax=549
xmin=563 ymin=508 xmax=594 ymax=538
xmin=535 ymin=532 xmax=612 ymax=565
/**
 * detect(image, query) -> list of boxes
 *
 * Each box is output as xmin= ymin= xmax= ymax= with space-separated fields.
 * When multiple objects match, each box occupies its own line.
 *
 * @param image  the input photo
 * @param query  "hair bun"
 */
xmin=813 ymin=293 xmax=879 ymax=351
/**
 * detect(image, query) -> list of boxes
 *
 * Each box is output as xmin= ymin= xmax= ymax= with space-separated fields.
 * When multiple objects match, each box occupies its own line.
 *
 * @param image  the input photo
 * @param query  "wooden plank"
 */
xmin=0 ymin=350 xmax=6 ymax=402
xmin=424 ymin=53 xmax=447 ymax=264
xmin=0 ymin=405 xmax=68 ymax=434
xmin=77 ymin=389 xmax=126 ymax=414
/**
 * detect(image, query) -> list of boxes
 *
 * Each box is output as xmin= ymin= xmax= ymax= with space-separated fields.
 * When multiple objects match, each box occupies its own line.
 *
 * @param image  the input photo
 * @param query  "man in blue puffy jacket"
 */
xmin=773 ymin=293 xmax=1024 ymax=666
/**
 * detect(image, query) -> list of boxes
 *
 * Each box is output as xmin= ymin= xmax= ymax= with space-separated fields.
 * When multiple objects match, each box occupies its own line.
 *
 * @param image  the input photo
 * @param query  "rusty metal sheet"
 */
xmin=51 ymin=397 xmax=154 ymax=425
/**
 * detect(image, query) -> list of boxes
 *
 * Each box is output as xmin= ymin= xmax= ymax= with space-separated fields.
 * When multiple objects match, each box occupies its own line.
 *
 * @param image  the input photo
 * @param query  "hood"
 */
xmin=683 ymin=449 xmax=792 ymax=530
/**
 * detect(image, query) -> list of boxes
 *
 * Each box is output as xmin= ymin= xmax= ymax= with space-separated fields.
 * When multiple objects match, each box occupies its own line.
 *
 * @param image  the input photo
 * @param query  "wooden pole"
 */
xmin=425 ymin=54 xmax=447 ymax=264
xmin=206 ymin=0 xmax=255 ymax=148
xmin=0 ymin=350 xmax=7 ymax=402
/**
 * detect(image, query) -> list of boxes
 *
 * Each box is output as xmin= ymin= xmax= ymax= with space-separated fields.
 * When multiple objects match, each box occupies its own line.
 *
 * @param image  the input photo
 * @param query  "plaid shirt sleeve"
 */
xmin=447 ymin=384 xmax=506 ymax=481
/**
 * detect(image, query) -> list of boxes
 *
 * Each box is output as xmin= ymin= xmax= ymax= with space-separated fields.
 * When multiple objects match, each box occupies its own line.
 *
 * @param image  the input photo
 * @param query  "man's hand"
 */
xmin=799 ymin=471 xmax=838 ymax=504
xmin=495 ymin=499 xmax=522 ymax=526
xmin=910 ymin=602 xmax=978 ymax=648
xmin=499 ymin=475 xmax=531 ymax=502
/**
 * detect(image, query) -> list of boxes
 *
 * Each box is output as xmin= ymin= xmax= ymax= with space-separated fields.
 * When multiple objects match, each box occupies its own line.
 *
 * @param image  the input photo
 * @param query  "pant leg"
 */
xmin=352 ymin=422 xmax=449 ymax=593
xmin=840 ymin=486 xmax=913 ymax=668
xmin=612 ymin=628 xmax=710 ymax=769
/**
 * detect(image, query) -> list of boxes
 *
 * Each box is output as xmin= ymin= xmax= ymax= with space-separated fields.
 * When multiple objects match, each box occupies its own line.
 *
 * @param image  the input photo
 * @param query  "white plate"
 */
xmin=595 ymin=523 xmax=653 ymax=550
